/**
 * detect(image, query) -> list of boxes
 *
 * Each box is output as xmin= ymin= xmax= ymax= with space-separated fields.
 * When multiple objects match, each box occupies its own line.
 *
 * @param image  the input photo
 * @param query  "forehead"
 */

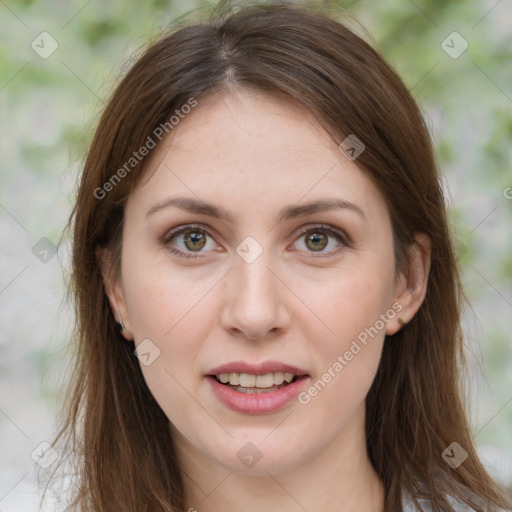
xmin=127 ymin=89 xmax=387 ymax=223
xmin=154 ymin=89 xmax=336 ymax=170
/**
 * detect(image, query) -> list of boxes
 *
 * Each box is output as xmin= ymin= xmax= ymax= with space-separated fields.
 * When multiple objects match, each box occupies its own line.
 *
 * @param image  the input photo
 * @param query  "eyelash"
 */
xmin=162 ymin=223 xmax=351 ymax=260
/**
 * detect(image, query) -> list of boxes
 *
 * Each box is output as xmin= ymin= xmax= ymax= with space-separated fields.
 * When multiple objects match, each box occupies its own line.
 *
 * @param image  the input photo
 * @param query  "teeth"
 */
xmin=284 ymin=372 xmax=294 ymax=383
xmin=216 ymin=371 xmax=298 ymax=388
xmin=273 ymin=372 xmax=285 ymax=385
xmin=239 ymin=373 xmax=256 ymax=387
xmin=255 ymin=373 xmax=274 ymax=388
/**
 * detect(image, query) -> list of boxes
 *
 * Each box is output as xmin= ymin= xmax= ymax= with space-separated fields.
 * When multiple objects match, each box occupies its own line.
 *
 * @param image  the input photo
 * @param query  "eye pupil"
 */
xmin=306 ymin=232 xmax=328 ymax=251
xmin=184 ymin=230 xmax=206 ymax=251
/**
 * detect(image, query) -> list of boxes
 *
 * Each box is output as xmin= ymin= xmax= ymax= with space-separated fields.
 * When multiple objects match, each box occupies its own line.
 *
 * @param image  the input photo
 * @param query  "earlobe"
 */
xmin=385 ymin=233 xmax=431 ymax=336
xmin=95 ymin=247 xmax=133 ymax=340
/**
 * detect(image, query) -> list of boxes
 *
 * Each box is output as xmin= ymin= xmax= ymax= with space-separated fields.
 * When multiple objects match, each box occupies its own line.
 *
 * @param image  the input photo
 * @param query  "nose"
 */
xmin=220 ymin=247 xmax=290 ymax=341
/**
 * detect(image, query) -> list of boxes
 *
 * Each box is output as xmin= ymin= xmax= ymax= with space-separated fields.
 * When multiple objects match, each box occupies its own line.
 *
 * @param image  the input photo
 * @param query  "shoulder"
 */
xmin=400 ymin=467 xmax=511 ymax=512
xmin=401 ymin=486 xmax=510 ymax=512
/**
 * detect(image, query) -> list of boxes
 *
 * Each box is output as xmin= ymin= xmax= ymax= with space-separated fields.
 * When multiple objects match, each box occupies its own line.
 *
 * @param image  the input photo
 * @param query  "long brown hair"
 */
xmin=43 ymin=2 xmax=511 ymax=511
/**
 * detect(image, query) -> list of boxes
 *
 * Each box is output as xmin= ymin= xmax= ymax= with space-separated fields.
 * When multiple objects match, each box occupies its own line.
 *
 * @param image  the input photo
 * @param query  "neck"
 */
xmin=173 ymin=406 xmax=385 ymax=512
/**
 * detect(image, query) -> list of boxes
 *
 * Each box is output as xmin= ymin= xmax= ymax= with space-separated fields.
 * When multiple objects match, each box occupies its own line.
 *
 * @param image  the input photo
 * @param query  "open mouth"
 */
xmin=206 ymin=368 xmax=311 ymax=413
xmin=209 ymin=372 xmax=303 ymax=394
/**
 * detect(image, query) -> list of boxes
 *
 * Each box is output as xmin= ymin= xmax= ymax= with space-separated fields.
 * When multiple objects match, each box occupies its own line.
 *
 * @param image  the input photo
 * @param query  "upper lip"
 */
xmin=207 ymin=361 xmax=309 ymax=376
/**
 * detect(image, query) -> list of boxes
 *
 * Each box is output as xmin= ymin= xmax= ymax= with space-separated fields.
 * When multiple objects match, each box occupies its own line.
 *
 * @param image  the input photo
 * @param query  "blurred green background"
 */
xmin=0 ymin=0 xmax=511 ymax=509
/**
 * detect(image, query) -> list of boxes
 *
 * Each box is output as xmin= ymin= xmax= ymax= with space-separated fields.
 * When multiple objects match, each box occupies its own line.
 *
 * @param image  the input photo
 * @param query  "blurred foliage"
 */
xmin=1 ymin=0 xmax=511 ymax=485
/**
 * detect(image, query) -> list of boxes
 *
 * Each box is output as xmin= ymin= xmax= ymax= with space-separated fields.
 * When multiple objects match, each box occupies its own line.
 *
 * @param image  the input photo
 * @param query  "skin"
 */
xmin=101 ymin=89 xmax=431 ymax=512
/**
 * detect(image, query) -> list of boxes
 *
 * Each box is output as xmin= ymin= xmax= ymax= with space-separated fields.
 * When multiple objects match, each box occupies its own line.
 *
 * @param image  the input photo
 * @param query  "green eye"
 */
xmin=182 ymin=229 xmax=207 ymax=251
xmin=291 ymin=225 xmax=349 ymax=256
xmin=304 ymin=231 xmax=329 ymax=251
xmin=163 ymin=223 xmax=350 ymax=260
xmin=163 ymin=225 xmax=216 ymax=259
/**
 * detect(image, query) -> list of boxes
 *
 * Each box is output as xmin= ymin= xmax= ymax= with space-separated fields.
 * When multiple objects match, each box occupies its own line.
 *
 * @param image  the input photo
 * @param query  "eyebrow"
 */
xmin=146 ymin=196 xmax=366 ymax=222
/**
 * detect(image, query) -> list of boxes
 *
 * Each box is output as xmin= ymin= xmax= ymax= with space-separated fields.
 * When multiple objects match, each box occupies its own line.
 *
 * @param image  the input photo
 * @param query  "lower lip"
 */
xmin=207 ymin=375 xmax=309 ymax=414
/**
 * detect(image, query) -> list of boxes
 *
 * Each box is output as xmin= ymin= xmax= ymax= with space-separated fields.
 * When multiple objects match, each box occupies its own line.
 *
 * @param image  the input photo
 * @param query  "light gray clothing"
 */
xmin=401 ymin=488 xmax=510 ymax=512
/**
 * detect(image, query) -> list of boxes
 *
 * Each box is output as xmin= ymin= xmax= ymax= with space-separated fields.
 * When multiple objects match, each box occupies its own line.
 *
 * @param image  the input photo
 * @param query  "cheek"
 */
xmin=122 ymin=266 xmax=215 ymax=429
xmin=295 ymin=272 xmax=389 ymax=433
xmin=298 ymin=263 xmax=394 ymax=346
xmin=121 ymin=236 xmax=216 ymax=341
xmin=124 ymin=269 xmax=215 ymax=371
xmin=119 ymin=243 xmax=217 ymax=406
xmin=294 ymin=259 xmax=394 ymax=401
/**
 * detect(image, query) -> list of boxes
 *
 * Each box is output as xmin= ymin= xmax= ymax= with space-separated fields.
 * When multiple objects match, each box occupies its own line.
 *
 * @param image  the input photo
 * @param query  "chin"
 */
xmin=204 ymin=434 xmax=311 ymax=475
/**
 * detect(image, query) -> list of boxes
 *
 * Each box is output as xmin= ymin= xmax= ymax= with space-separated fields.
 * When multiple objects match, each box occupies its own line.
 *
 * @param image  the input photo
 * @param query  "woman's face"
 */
xmin=107 ymin=89 xmax=409 ymax=474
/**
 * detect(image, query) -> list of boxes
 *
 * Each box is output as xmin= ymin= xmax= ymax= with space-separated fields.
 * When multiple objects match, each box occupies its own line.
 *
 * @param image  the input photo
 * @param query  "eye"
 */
xmin=162 ymin=223 xmax=350 ymax=260
xmin=290 ymin=224 xmax=349 ymax=256
xmin=163 ymin=224 xmax=219 ymax=259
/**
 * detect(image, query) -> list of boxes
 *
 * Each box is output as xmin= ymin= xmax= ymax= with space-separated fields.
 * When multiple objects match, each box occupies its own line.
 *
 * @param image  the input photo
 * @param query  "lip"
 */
xmin=207 ymin=375 xmax=310 ymax=414
xmin=206 ymin=361 xmax=310 ymax=414
xmin=207 ymin=360 xmax=309 ymax=376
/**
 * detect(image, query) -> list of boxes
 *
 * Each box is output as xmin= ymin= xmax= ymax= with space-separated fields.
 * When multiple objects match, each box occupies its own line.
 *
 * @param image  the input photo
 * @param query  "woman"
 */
xmin=44 ymin=3 xmax=511 ymax=511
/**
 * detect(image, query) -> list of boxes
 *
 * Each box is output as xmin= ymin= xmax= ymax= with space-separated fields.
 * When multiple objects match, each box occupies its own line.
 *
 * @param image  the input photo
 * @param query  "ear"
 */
xmin=385 ymin=233 xmax=431 ymax=336
xmin=95 ymin=247 xmax=133 ymax=340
